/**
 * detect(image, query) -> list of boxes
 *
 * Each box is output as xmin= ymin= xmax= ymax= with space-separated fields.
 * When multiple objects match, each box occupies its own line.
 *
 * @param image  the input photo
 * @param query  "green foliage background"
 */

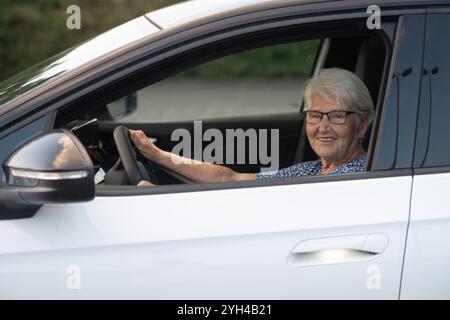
xmin=0 ymin=0 xmax=318 ymax=81
xmin=178 ymin=40 xmax=319 ymax=79
xmin=0 ymin=0 xmax=180 ymax=81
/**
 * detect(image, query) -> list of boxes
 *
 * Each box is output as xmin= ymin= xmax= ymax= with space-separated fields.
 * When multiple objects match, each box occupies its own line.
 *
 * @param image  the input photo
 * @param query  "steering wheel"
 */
xmin=113 ymin=126 xmax=193 ymax=185
xmin=113 ymin=126 xmax=158 ymax=185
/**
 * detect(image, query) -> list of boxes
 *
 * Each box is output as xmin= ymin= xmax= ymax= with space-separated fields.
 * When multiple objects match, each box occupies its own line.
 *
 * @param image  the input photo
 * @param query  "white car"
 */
xmin=0 ymin=0 xmax=449 ymax=299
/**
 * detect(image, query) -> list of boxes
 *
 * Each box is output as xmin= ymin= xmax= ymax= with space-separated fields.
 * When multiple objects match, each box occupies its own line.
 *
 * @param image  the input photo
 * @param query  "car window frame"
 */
xmin=0 ymin=7 xmax=428 ymax=197
xmin=370 ymin=14 xmax=427 ymax=172
xmin=90 ymin=19 xmax=400 ymax=195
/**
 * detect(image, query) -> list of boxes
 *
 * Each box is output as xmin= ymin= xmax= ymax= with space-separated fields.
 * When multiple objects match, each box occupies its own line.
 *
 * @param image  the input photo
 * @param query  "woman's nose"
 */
xmin=318 ymin=115 xmax=332 ymax=130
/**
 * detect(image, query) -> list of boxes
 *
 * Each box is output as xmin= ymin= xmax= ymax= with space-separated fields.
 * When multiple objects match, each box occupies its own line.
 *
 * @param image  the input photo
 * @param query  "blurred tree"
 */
xmin=0 ymin=0 xmax=319 ymax=82
xmin=0 ymin=0 xmax=180 ymax=80
xmin=178 ymin=40 xmax=320 ymax=79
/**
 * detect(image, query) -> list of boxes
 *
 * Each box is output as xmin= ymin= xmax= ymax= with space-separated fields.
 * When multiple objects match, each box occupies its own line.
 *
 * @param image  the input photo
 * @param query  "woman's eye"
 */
xmin=331 ymin=113 xmax=345 ymax=120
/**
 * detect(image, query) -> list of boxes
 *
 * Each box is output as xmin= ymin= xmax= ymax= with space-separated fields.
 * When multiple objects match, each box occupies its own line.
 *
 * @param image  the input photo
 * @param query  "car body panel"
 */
xmin=401 ymin=172 xmax=450 ymax=299
xmin=0 ymin=175 xmax=411 ymax=299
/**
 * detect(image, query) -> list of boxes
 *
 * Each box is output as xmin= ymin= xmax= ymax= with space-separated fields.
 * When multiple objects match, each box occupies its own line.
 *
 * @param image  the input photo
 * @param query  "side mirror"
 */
xmin=0 ymin=130 xmax=94 ymax=219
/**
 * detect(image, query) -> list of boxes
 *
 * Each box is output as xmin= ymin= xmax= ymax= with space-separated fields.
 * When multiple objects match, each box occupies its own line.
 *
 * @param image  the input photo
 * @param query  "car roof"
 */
xmin=145 ymin=0 xmax=328 ymax=29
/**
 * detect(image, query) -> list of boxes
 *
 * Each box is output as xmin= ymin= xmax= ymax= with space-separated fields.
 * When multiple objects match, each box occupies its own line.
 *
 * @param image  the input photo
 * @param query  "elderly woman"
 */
xmin=130 ymin=68 xmax=373 ymax=186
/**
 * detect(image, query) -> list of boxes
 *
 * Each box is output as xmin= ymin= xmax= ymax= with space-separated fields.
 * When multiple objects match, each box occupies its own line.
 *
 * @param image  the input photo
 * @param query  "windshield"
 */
xmin=0 ymin=16 xmax=159 ymax=109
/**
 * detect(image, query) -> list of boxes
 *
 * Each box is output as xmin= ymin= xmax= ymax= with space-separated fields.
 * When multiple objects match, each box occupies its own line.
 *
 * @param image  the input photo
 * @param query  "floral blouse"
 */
xmin=256 ymin=155 xmax=366 ymax=180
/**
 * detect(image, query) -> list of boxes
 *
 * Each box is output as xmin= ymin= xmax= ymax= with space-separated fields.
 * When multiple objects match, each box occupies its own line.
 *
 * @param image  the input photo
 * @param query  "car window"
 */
xmin=108 ymin=40 xmax=320 ymax=123
xmin=53 ymin=20 xmax=393 ymax=189
xmin=414 ymin=14 xmax=450 ymax=168
xmin=371 ymin=15 xmax=425 ymax=171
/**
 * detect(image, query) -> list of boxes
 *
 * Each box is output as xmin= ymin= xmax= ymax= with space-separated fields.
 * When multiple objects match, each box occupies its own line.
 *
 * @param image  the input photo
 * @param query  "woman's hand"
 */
xmin=137 ymin=180 xmax=154 ymax=187
xmin=129 ymin=129 xmax=255 ymax=184
xmin=129 ymin=129 xmax=160 ymax=161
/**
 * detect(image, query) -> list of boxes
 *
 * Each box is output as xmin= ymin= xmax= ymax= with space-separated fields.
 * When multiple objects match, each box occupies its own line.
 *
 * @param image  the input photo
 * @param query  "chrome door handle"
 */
xmin=287 ymin=234 xmax=388 ymax=267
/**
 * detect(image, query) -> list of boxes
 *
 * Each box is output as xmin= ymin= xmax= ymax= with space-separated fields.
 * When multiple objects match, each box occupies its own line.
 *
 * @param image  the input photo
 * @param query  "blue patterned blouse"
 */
xmin=256 ymin=155 xmax=366 ymax=180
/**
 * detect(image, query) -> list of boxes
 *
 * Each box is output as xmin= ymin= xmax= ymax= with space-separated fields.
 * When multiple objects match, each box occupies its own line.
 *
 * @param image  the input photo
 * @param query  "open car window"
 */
xmin=53 ymin=20 xmax=391 ymax=189
xmin=108 ymin=40 xmax=320 ymax=123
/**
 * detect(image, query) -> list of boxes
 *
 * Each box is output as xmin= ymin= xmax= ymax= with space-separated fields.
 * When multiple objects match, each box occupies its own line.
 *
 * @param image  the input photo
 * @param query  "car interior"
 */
xmin=52 ymin=25 xmax=388 ymax=187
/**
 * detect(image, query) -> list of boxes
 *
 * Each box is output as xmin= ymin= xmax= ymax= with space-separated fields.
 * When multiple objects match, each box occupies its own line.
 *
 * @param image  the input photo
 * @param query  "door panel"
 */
xmin=0 ymin=175 xmax=411 ymax=299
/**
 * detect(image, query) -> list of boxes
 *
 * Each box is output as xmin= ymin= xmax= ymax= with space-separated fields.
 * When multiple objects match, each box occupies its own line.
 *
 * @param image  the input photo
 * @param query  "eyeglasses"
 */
xmin=303 ymin=110 xmax=359 ymax=125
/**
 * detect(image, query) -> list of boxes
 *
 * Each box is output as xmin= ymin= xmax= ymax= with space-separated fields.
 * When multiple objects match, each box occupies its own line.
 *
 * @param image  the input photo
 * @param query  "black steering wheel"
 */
xmin=113 ymin=126 xmax=158 ymax=185
xmin=113 ymin=126 xmax=193 ymax=185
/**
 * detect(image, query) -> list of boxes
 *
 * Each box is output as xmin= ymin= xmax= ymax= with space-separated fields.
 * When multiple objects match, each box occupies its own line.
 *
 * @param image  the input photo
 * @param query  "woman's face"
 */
xmin=306 ymin=93 xmax=368 ymax=165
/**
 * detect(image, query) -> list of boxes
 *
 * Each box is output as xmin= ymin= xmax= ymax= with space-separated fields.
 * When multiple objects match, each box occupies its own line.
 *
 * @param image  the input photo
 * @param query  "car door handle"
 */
xmin=287 ymin=234 xmax=388 ymax=267
xmin=149 ymin=137 xmax=158 ymax=144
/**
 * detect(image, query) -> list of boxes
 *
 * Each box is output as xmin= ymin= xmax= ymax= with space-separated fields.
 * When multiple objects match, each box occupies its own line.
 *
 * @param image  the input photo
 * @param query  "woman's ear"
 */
xmin=358 ymin=113 xmax=370 ymax=139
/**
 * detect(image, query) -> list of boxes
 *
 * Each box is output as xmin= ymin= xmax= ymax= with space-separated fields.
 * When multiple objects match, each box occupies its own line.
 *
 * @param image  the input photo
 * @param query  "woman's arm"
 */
xmin=129 ymin=130 xmax=256 ymax=183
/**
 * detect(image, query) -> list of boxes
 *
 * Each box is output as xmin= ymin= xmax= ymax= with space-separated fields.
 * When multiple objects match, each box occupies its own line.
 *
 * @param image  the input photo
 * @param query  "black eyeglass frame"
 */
xmin=303 ymin=110 xmax=361 ymax=125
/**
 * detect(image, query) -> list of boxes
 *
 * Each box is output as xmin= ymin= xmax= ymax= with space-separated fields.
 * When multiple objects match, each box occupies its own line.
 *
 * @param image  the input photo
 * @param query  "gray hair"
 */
xmin=304 ymin=68 xmax=374 ymax=124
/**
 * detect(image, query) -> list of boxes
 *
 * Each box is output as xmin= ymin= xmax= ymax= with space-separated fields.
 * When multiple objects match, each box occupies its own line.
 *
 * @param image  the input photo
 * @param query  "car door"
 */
xmin=0 ymin=13 xmax=424 ymax=299
xmin=400 ymin=12 xmax=450 ymax=299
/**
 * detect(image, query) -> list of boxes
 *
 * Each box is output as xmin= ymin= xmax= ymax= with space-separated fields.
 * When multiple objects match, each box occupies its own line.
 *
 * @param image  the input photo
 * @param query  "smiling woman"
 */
xmin=257 ymin=68 xmax=372 ymax=178
xmin=304 ymin=68 xmax=372 ymax=172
